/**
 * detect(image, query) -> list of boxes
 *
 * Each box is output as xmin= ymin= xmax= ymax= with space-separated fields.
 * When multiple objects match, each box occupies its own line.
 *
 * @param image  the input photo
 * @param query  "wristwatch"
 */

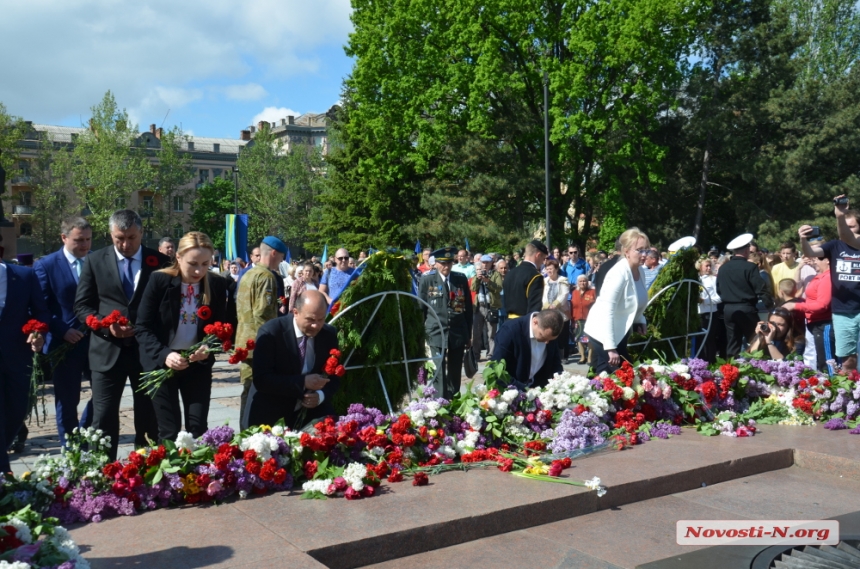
xmin=767 ymin=341 xmax=776 ymax=346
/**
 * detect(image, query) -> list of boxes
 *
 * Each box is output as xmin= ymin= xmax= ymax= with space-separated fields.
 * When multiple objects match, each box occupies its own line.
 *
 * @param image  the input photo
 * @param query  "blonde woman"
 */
xmin=584 ymin=228 xmax=650 ymax=373
xmin=136 ymin=232 xmax=230 ymax=443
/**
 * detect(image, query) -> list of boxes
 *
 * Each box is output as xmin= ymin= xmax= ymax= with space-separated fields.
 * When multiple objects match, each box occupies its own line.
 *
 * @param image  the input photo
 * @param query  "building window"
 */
xmin=199 ymin=169 xmax=209 ymax=184
xmin=20 ymin=192 xmax=32 ymax=206
xmin=173 ymin=224 xmax=183 ymax=239
xmin=115 ymin=197 xmax=126 ymax=209
xmin=142 ymin=195 xmax=154 ymax=213
xmin=173 ymin=196 xmax=184 ymax=212
xmin=213 ymin=168 xmax=223 ymax=179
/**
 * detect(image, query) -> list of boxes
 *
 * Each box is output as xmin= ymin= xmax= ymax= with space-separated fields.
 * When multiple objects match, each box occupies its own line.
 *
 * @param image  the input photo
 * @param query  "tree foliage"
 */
xmin=150 ymin=127 xmax=194 ymax=237
xmin=190 ymin=178 xmax=235 ymax=252
xmin=72 ymin=91 xmax=153 ymax=236
xmin=27 ymin=134 xmax=79 ymax=253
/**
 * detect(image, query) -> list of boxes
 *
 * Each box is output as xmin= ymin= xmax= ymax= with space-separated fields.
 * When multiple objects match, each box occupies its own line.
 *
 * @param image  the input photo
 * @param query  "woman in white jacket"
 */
xmin=584 ymin=228 xmax=650 ymax=373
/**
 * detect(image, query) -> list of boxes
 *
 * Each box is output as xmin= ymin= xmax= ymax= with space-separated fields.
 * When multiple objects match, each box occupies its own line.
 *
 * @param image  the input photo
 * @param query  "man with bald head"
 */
xmin=245 ymin=290 xmax=340 ymax=429
xmin=319 ymin=247 xmax=355 ymax=308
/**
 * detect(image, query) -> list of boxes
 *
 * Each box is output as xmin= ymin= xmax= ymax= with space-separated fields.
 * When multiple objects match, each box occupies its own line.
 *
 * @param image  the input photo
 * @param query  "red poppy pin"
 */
xmin=145 ymin=255 xmax=159 ymax=267
xmin=197 ymin=306 xmax=212 ymax=320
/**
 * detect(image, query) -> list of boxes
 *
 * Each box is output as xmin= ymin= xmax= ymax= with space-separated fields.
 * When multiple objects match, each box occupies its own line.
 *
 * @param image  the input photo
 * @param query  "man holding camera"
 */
xmin=470 ymin=254 xmax=502 ymax=362
xmin=800 ymin=194 xmax=860 ymax=372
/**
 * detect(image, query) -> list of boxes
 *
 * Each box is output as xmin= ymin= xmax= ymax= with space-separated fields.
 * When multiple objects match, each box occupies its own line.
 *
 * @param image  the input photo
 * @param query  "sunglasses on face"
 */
xmin=337 ymin=256 xmax=349 ymax=261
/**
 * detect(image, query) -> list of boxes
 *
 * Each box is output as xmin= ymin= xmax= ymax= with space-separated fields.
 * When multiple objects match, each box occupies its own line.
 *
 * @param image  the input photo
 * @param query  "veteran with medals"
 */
xmin=419 ymin=247 xmax=473 ymax=400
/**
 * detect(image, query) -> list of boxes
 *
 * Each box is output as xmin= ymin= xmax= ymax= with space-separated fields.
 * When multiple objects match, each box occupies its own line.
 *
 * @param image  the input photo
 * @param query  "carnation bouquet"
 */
xmin=137 ymin=320 xmax=251 ymax=397
xmin=21 ymin=319 xmax=50 ymax=425
xmin=0 ymin=505 xmax=89 ymax=569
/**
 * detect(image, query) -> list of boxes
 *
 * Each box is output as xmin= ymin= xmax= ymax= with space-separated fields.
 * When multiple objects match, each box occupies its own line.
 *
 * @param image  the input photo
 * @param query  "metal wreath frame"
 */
xmin=328 ymin=290 xmax=446 ymax=415
xmin=627 ymin=278 xmax=721 ymax=360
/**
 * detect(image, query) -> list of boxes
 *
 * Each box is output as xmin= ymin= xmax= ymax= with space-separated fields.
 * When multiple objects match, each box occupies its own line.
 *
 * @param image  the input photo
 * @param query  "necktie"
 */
xmin=74 ymin=258 xmax=82 ymax=278
xmin=122 ymin=258 xmax=135 ymax=300
xmin=443 ymin=278 xmax=450 ymax=297
xmin=298 ymin=335 xmax=308 ymax=369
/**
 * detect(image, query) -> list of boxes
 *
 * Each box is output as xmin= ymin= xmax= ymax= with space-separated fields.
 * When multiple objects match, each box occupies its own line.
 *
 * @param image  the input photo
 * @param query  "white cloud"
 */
xmin=251 ymin=107 xmax=302 ymax=126
xmin=222 ymin=84 xmax=268 ymax=102
xmin=0 ymin=0 xmax=352 ymax=123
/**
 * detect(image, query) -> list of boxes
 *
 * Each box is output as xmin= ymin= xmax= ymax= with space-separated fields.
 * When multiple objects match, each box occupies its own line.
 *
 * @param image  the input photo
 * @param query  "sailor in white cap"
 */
xmin=716 ymin=233 xmax=772 ymax=357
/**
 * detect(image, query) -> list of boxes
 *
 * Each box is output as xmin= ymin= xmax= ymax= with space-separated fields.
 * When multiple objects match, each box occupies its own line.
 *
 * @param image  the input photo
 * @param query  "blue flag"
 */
xmin=414 ymin=239 xmax=421 ymax=254
xmin=464 ymin=237 xmax=470 ymax=252
xmin=285 ymin=248 xmax=291 ymax=263
xmin=321 ymin=244 xmax=328 ymax=262
xmin=225 ymin=214 xmax=249 ymax=262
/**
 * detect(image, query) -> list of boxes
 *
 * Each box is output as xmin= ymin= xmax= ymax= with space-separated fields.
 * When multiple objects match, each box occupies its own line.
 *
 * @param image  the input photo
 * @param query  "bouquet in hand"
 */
xmin=21 ymin=319 xmax=49 ymax=425
xmin=295 ymin=349 xmax=346 ymax=430
xmin=137 ymin=316 xmax=251 ymax=397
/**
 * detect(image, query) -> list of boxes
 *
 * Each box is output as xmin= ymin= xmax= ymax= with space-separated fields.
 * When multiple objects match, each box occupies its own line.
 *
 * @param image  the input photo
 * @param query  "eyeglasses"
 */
xmin=637 ymin=249 xmax=650 ymax=255
xmin=336 ymin=256 xmax=349 ymax=261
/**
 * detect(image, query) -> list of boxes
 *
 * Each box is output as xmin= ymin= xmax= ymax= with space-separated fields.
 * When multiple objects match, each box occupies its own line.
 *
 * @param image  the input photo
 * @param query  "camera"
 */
xmin=759 ymin=322 xmax=770 ymax=334
xmin=809 ymin=226 xmax=821 ymax=238
xmin=834 ymin=196 xmax=849 ymax=206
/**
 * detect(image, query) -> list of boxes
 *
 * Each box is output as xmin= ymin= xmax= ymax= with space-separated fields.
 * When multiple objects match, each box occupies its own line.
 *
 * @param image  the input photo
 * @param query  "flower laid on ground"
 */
xmin=0 ymin=505 xmax=90 ymax=569
xmin=137 ymin=322 xmax=251 ymax=396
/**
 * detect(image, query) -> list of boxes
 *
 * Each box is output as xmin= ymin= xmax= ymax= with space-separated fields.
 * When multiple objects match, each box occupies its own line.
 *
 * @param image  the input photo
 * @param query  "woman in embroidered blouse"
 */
xmin=136 ymin=232 xmax=229 ymax=443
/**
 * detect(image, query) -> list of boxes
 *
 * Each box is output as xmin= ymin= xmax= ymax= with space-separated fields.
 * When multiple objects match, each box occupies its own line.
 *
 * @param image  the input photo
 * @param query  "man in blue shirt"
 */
xmin=641 ymin=249 xmax=663 ymax=290
xmin=319 ymin=248 xmax=355 ymax=308
xmin=562 ymin=245 xmax=590 ymax=283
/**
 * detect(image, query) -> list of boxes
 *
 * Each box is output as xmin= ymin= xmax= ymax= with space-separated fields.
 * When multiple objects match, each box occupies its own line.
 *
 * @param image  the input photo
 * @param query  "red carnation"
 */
xmin=197 ymin=306 xmax=212 ymax=320
xmin=329 ymin=348 xmax=342 ymax=359
xmin=145 ymin=255 xmax=159 ymax=267
xmin=245 ymin=339 xmax=255 ymax=350
xmin=330 ymin=301 xmax=341 ymax=317
xmin=388 ymin=470 xmax=404 ymax=482
xmin=223 ymin=341 xmax=233 ymax=351
xmin=22 ymin=319 xmax=49 ymax=335
xmin=273 ymin=469 xmax=287 ymax=485
xmin=86 ymin=314 xmax=103 ymax=331
xmin=335 ymin=365 xmax=346 ymax=377
xmin=412 ymin=472 xmax=429 ymax=486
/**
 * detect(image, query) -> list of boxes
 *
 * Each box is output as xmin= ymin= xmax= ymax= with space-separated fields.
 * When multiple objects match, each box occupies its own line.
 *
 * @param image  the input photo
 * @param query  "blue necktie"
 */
xmin=74 ymin=258 xmax=82 ymax=279
xmin=298 ymin=335 xmax=307 ymax=370
xmin=122 ymin=258 xmax=135 ymax=300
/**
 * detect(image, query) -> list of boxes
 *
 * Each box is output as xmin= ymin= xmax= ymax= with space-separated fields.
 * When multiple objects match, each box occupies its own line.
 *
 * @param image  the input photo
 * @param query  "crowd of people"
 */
xmin=2 ymin=195 xmax=857 ymax=472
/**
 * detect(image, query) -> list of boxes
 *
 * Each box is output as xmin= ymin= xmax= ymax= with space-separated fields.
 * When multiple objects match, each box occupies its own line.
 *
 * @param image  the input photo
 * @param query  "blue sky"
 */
xmin=0 ymin=0 xmax=353 ymax=139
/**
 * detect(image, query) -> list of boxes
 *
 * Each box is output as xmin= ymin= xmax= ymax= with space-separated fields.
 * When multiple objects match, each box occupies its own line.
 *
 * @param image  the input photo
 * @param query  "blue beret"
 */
xmin=261 ymin=236 xmax=287 ymax=255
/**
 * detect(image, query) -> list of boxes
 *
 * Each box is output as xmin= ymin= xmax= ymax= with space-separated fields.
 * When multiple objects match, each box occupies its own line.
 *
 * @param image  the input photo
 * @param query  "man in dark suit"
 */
xmin=492 ymin=309 xmax=564 ymax=389
xmin=34 ymin=217 xmax=94 ymax=447
xmin=246 ymin=290 xmax=337 ymax=429
xmin=0 ymin=233 xmax=50 ymax=473
xmin=419 ymin=247 xmax=473 ymax=400
xmin=502 ymin=240 xmax=548 ymax=321
xmin=74 ymin=210 xmax=169 ymax=460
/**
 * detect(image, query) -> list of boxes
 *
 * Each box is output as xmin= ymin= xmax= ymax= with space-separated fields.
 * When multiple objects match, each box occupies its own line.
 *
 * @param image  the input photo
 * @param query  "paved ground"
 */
xmin=10 ymin=353 xmax=589 ymax=476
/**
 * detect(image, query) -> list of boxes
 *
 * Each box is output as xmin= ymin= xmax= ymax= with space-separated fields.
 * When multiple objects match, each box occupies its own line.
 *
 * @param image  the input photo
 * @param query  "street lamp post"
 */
xmin=231 ymin=165 xmax=239 ymax=215
xmin=543 ymin=72 xmax=551 ymax=252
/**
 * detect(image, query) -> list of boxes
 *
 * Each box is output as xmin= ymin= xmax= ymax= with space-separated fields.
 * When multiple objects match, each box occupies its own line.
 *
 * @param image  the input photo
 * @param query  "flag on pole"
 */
xmin=285 ymin=247 xmax=291 ymax=264
xmin=414 ymin=239 xmax=421 ymax=254
xmin=225 ymin=214 xmax=249 ymax=262
xmin=464 ymin=237 xmax=470 ymax=252
xmin=322 ymin=244 xmax=328 ymax=261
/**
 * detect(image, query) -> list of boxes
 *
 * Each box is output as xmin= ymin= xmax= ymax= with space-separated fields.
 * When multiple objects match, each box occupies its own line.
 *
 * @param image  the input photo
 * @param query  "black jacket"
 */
xmin=135 ymin=271 xmax=230 ymax=372
xmin=492 ymin=315 xmax=563 ymax=389
xmin=248 ymin=315 xmax=340 ymax=427
xmin=716 ymin=256 xmax=769 ymax=306
xmin=73 ymin=246 xmax=170 ymax=372
xmin=502 ymin=260 xmax=543 ymax=318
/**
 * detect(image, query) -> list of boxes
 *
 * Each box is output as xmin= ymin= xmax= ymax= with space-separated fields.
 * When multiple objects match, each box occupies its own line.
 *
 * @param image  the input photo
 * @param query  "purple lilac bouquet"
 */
xmin=547 ymin=410 xmax=609 ymax=453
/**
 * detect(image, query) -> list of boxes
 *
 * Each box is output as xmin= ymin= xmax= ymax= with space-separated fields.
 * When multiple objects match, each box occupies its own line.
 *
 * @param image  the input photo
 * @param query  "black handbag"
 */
xmin=464 ymin=348 xmax=479 ymax=379
xmin=487 ymin=309 xmax=500 ymax=325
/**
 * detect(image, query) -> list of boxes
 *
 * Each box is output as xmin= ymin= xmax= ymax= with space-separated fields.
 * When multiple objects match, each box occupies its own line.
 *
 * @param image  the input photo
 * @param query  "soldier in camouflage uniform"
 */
xmin=236 ymin=236 xmax=287 ymax=428
xmin=419 ymin=247 xmax=473 ymax=400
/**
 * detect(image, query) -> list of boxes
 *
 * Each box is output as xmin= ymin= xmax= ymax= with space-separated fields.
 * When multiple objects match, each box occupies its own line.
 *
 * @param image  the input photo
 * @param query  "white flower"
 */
xmin=425 ymin=400 xmax=441 ymax=417
xmin=584 ymin=476 xmax=602 ymax=491
xmin=501 ymin=389 xmax=519 ymax=403
xmin=474 ymin=384 xmax=488 ymax=398
xmin=0 ymin=561 xmax=33 ymax=569
xmin=596 ymin=486 xmax=607 ymax=497
xmin=343 ymin=463 xmax=366 ymax=491
xmin=239 ymin=433 xmax=279 ymax=462
xmin=370 ymin=446 xmax=385 ymax=457
xmin=5 ymin=518 xmax=31 ymax=544
xmin=409 ymin=409 xmax=426 ymax=427
xmin=526 ymin=388 xmax=539 ymax=401
xmin=302 ymin=479 xmax=334 ymax=494
xmin=671 ymin=363 xmax=689 ymax=375
xmin=271 ymin=425 xmax=285 ymax=436
xmin=239 ymin=490 xmax=248 ymax=499
xmin=175 ymin=431 xmax=197 ymax=452
xmin=495 ymin=401 xmax=509 ymax=415
xmin=621 ymin=387 xmax=635 ymax=401
xmin=439 ymin=445 xmax=456 ymax=458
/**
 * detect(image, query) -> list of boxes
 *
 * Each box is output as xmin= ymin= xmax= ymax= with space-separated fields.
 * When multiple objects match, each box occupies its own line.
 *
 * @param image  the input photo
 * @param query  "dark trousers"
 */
xmin=557 ymin=320 xmax=570 ymax=359
xmin=808 ymin=320 xmax=838 ymax=374
xmin=91 ymin=347 xmax=158 ymax=461
xmin=53 ymin=351 xmax=93 ymax=447
xmin=724 ymin=303 xmax=758 ymax=357
xmin=699 ymin=311 xmax=727 ymax=363
xmin=588 ymin=330 xmax=631 ymax=376
xmin=152 ymin=363 xmax=212 ymax=443
xmin=430 ymin=343 xmax=465 ymax=401
xmin=0 ymin=358 xmax=30 ymax=473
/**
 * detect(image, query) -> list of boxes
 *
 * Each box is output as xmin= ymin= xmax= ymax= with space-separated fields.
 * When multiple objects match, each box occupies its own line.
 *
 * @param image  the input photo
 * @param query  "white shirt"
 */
xmin=63 ymin=247 xmax=84 ymax=283
xmin=293 ymin=316 xmax=324 ymax=404
xmin=0 ymin=262 xmax=7 ymax=317
xmin=114 ymin=246 xmax=143 ymax=292
xmin=170 ymin=283 xmax=200 ymax=350
xmin=528 ymin=313 xmax=548 ymax=382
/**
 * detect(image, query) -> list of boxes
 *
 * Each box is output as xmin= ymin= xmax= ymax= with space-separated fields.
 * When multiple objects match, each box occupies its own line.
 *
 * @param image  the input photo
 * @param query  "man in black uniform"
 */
xmin=716 ymin=233 xmax=770 ymax=356
xmin=419 ymin=247 xmax=473 ymax=400
xmin=502 ymin=240 xmax=548 ymax=320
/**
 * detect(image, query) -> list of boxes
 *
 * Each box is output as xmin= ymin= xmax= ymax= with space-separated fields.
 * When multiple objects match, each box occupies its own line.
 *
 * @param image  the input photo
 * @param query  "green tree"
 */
xmin=237 ymin=125 xmax=325 ymax=248
xmin=190 ymin=177 xmax=236 ymax=252
xmin=72 ymin=91 xmax=153 ymax=236
xmin=150 ymin=127 xmax=194 ymax=237
xmin=27 ymin=134 xmax=79 ymax=253
xmin=331 ymin=0 xmax=701 ymax=252
xmin=0 ymin=103 xmax=26 ymax=221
